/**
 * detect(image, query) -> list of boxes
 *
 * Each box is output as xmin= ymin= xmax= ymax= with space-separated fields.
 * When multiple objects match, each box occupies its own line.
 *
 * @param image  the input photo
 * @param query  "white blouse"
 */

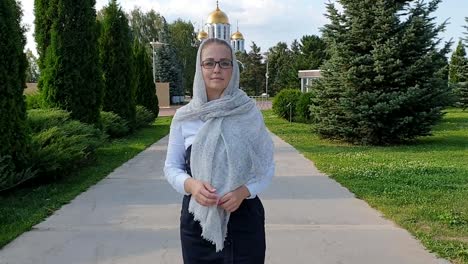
xmin=164 ymin=118 xmax=275 ymax=199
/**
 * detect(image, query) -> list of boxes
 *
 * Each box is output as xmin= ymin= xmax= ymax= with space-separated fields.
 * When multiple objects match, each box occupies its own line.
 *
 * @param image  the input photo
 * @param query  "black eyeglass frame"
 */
xmin=201 ymin=60 xmax=233 ymax=69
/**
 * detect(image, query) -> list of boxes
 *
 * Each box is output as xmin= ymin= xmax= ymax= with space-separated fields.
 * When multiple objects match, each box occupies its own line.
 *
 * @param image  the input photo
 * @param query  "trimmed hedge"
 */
xmin=272 ymin=89 xmax=302 ymax=120
xmin=101 ymin=111 xmax=129 ymax=138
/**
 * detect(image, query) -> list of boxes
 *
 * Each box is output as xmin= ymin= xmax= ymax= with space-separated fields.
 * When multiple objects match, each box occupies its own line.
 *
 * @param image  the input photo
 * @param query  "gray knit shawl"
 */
xmin=172 ymin=39 xmax=274 ymax=251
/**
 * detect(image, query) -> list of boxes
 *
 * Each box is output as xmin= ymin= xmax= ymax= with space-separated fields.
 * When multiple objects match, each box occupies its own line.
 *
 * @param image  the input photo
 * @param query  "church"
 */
xmin=197 ymin=1 xmax=246 ymax=52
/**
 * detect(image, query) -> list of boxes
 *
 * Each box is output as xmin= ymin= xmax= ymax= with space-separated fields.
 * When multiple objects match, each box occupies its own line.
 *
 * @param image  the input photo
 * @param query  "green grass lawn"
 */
xmin=0 ymin=116 xmax=171 ymax=249
xmin=263 ymin=108 xmax=468 ymax=264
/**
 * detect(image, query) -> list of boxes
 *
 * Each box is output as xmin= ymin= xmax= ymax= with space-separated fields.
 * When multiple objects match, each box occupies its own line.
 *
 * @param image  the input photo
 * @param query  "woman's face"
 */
xmin=201 ymin=43 xmax=233 ymax=95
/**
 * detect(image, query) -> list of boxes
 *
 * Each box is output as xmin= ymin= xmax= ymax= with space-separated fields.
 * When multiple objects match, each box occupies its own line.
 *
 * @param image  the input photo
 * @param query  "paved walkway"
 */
xmin=0 ymin=134 xmax=449 ymax=264
xmin=159 ymin=106 xmax=183 ymax=117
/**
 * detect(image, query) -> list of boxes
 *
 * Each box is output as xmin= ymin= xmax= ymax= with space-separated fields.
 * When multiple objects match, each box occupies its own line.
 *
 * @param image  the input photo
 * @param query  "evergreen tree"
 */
xmin=464 ymin=17 xmax=468 ymax=43
xmin=155 ymin=45 xmax=184 ymax=101
xmin=99 ymin=0 xmax=136 ymax=129
xmin=128 ymin=9 xmax=184 ymax=102
xmin=0 ymin=0 xmax=33 ymax=188
xmin=285 ymin=39 xmax=302 ymax=89
xmin=133 ymin=40 xmax=159 ymax=117
xmin=238 ymin=42 xmax=266 ymax=96
xmin=313 ymin=0 xmax=451 ymax=145
xmin=25 ymin=49 xmax=40 ymax=83
xmin=457 ymin=17 xmax=468 ymax=110
xmin=266 ymin=36 xmax=327 ymax=94
xmin=274 ymin=36 xmax=328 ymax=92
xmin=168 ymin=52 xmax=184 ymax=99
xmin=299 ymin=35 xmax=327 ymax=70
xmin=267 ymin=42 xmax=296 ymax=96
xmin=168 ymin=19 xmax=198 ymax=96
xmin=457 ymin=79 xmax=468 ymax=110
xmin=154 ymin=45 xmax=171 ymax=84
xmin=34 ymin=0 xmax=57 ymax=71
xmin=449 ymin=40 xmax=467 ymax=84
xmin=39 ymin=0 xmax=103 ymax=125
xmin=154 ymin=17 xmax=184 ymax=102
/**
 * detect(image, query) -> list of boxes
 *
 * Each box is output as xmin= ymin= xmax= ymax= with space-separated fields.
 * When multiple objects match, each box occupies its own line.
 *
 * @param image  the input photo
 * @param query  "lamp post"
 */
xmin=236 ymin=59 xmax=245 ymax=72
xmin=150 ymin=39 xmax=166 ymax=84
xmin=236 ymin=59 xmax=245 ymax=90
xmin=263 ymin=52 xmax=269 ymax=98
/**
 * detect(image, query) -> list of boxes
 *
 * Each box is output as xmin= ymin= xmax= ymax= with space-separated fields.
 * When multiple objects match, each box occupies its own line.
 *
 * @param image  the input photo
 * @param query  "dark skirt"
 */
xmin=181 ymin=145 xmax=266 ymax=264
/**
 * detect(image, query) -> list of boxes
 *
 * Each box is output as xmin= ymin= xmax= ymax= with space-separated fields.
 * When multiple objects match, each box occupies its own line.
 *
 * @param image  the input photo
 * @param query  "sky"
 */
xmin=18 ymin=0 xmax=468 ymax=56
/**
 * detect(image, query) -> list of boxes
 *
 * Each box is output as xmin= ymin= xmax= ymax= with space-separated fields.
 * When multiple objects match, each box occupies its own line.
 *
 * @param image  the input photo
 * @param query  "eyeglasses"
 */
xmin=201 ymin=60 xmax=233 ymax=69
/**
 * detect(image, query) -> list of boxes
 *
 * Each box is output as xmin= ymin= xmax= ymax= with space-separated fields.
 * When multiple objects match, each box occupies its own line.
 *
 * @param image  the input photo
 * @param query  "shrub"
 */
xmin=101 ymin=111 xmax=129 ymax=138
xmin=31 ymin=120 xmax=105 ymax=179
xmin=25 ymin=93 xmax=45 ymax=110
xmin=27 ymin=108 xmax=71 ymax=133
xmin=0 ymin=155 xmax=36 ymax=192
xmin=272 ymin=89 xmax=302 ymax=121
xmin=296 ymin=92 xmax=315 ymax=122
xmin=135 ymin=105 xmax=155 ymax=129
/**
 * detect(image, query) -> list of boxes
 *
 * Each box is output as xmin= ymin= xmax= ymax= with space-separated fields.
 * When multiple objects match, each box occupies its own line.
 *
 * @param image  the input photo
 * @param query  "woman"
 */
xmin=164 ymin=38 xmax=275 ymax=264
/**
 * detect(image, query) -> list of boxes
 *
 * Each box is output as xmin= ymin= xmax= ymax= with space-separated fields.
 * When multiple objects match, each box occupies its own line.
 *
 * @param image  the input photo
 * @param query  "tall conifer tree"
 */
xmin=456 ymin=17 xmax=468 ymax=110
xmin=34 ymin=0 xmax=56 ymax=71
xmin=133 ymin=40 xmax=159 ymax=117
xmin=99 ymin=0 xmax=136 ymax=129
xmin=38 ymin=0 xmax=103 ymax=125
xmin=0 ymin=0 xmax=33 ymax=189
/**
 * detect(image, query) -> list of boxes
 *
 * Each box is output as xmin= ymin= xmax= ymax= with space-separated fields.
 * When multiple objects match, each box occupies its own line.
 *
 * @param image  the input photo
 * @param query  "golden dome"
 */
xmin=207 ymin=5 xmax=230 ymax=24
xmin=197 ymin=30 xmax=208 ymax=40
xmin=231 ymin=31 xmax=244 ymax=40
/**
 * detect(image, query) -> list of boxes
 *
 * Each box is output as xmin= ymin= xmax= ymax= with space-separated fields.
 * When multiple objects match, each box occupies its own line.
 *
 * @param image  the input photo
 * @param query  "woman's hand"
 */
xmin=218 ymin=185 xmax=251 ymax=213
xmin=184 ymin=178 xmax=218 ymax=206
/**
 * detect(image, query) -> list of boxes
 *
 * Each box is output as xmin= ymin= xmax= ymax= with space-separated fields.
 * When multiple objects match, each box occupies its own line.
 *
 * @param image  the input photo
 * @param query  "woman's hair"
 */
xmin=201 ymin=38 xmax=233 ymax=58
